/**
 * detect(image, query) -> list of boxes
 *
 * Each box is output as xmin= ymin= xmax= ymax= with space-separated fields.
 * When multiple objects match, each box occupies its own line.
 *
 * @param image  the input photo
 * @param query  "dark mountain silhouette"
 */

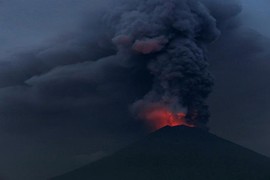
xmin=51 ymin=126 xmax=270 ymax=180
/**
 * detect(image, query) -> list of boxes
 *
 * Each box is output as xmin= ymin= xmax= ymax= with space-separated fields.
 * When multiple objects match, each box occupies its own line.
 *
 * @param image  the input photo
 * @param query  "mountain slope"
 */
xmin=51 ymin=126 xmax=270 ymax=180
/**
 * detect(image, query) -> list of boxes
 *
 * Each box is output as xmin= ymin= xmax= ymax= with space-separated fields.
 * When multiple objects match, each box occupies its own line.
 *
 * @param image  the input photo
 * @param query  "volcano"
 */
xmin=51 ymin=126 xmax=270 ymax=180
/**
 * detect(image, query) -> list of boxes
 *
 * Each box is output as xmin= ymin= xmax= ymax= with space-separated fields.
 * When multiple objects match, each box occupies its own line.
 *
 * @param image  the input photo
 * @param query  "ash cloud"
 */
xmin=0 ymin=0 xmax=232 ymax=134
xmin=106 ymin=0 xmax=221 ymax=126
xmin=0 ymin=0 xmax=270 ymax=179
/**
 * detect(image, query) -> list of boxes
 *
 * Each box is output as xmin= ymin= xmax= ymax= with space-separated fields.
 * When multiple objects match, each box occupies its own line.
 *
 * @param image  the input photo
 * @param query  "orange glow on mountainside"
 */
xmin=141 ymin=107 xmax=195 ymax=131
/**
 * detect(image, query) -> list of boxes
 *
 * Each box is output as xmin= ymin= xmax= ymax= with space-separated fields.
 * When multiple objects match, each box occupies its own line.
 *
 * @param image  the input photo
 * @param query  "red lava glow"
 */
xmin=141 ymin=107 xmax=195 ymax=131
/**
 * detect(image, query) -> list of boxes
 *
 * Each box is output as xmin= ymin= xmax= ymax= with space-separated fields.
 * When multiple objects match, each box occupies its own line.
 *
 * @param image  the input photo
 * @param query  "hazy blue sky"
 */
xmin=240 ymin=0 xmax=270 ymax=37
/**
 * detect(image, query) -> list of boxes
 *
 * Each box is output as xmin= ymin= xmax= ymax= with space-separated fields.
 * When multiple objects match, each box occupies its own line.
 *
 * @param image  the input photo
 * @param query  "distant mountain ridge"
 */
xmin=51 ymin=126 xmax=270 ymax=180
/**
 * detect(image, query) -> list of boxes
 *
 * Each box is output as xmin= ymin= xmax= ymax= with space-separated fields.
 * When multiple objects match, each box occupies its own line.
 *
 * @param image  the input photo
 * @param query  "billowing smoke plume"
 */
xmin=0 ymin=0 xmax=243 ymax=140
xmin=0 ymin=0 xmax=241 ymax=137
xmin=105 ymin=0 xmax=220 ymax=126
xmin=4 ymin=0 xmax=270 ymax=179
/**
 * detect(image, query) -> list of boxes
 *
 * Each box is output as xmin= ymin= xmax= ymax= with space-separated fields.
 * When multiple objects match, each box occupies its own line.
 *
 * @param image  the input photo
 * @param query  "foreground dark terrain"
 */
xmin=52 ymin=126 xmax=270 ymax=180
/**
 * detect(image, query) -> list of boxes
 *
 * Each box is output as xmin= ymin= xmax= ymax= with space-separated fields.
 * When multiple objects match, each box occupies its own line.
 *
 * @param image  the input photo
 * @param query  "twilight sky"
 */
xmin=0 ymin=0 xmax=270 ymax=180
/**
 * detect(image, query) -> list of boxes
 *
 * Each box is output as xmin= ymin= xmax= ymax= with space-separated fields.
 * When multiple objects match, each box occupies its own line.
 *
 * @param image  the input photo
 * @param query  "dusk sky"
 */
xmin=0 ymin=0 xmax=270 ymax=179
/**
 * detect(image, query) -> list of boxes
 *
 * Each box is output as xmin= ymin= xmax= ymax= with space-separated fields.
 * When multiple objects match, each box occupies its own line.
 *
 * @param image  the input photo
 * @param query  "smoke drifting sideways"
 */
xmin=0 ymin=0 xmax=243 ymax=135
